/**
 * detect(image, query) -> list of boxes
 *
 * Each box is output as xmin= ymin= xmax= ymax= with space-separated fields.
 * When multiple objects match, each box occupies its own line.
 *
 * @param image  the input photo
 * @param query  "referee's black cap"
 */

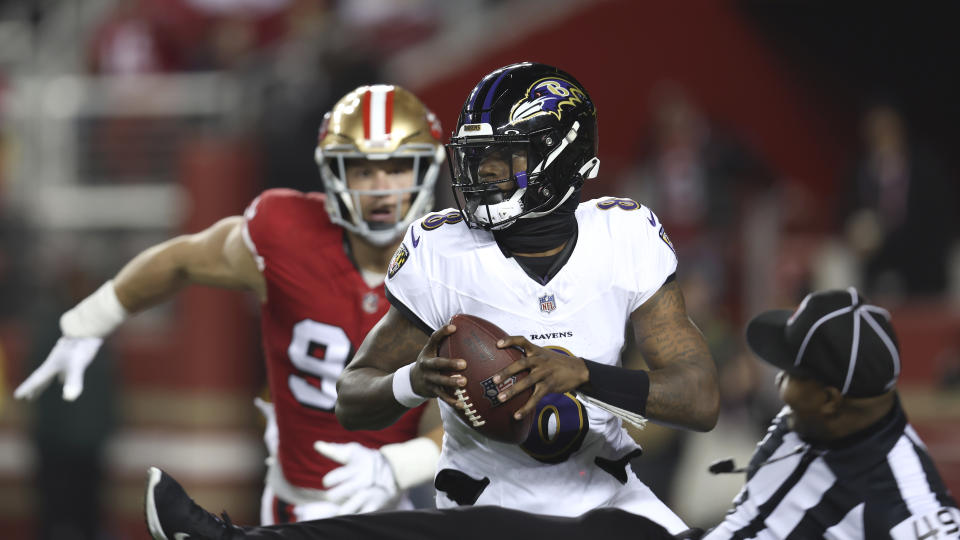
xmin=746 ymin=287 xmax=901 ymax=397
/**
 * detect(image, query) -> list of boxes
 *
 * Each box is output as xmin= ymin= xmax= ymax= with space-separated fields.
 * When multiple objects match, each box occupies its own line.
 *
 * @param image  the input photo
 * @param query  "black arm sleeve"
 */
xmin=578 ymin=361 xmax=650 ymax=416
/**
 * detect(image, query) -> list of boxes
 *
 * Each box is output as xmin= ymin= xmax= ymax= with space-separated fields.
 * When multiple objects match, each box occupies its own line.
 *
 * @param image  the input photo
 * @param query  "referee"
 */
xmin=706 ymin=287 xmax=958 ymax=539
xmin=145 ymin=287 xmax=958 ymax=540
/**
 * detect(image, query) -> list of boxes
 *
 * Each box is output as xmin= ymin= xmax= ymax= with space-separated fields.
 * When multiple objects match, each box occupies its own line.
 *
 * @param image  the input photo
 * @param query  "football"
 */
xmin=438 ymin=314 xmax=534 ymax=444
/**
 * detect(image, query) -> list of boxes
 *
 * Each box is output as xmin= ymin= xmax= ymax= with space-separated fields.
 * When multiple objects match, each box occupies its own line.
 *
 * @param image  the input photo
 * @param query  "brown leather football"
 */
xmin=438 ymin=313 xmax=534 ymax=444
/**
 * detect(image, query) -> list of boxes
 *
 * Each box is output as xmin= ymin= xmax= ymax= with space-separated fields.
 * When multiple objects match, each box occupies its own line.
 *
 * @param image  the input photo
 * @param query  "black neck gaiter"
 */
xmin=493 ymin=195 xmax=579 ymax=254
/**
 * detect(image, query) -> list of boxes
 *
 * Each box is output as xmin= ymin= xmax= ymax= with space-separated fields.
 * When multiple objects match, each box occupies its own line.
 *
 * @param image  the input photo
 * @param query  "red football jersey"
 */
xmin=244 ymin=188 xmax=425 ymax=490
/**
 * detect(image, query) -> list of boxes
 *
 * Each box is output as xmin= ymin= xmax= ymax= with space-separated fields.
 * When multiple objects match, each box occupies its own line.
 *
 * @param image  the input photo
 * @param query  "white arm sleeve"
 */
xmin=59 ymin=280 xmax=130 ymax=338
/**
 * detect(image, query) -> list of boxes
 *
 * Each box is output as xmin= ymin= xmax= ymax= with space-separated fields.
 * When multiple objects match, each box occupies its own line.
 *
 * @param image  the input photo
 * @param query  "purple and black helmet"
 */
xmin=446 ymin=62 xmax=600 ymax=230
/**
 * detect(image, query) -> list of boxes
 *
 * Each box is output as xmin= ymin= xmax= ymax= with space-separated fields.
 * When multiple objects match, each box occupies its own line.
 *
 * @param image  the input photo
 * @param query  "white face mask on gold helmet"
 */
xmin=315 ymin=85 xmax=446 ymax=246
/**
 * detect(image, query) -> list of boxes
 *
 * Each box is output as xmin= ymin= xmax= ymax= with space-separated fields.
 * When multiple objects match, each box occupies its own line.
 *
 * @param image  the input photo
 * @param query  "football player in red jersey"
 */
xmin=14 ymin=85 xmax=447 ymax=524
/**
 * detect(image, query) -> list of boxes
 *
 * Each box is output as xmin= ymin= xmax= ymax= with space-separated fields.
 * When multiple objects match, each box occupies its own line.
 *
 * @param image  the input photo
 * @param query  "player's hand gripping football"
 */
xmin=491 ymin=336 xmax=590 ymax=420
xmin=314 ymin=441 xmax=399 ymax=514
xmin=14 ymin=336 xmax=104 ymax=401
xmin=409 ymin=324 xmax=467 ymax=409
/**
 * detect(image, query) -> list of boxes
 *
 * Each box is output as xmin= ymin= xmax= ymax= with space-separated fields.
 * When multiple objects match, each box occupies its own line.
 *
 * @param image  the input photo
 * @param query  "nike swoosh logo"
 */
xmin=647 ymin=208 xmax=656 ymax=226
xmin=410 ymin=227 xmax=421 ymax=248
xmin=175 ymin=533 xmax=191 ymax=540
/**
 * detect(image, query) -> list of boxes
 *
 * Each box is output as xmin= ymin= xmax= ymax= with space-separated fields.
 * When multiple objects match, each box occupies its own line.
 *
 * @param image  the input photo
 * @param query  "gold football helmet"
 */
xmin=315 ymin=85 xmax=446 ymax=246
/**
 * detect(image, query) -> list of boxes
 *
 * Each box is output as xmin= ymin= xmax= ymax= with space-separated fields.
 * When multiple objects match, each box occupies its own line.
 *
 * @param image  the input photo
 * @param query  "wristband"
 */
xmin=392 ymin=363 xmax=428 ymax=408
xmin=579 ymin=360 xmax=650 ymax=416
xmin=60 ymin=280 xmax=130 ymax=338
xmin=379 ymin=436 xmax=441 ymax=490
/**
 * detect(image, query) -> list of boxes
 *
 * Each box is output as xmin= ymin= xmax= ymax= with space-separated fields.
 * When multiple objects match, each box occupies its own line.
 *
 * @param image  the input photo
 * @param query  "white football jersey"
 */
xmin=385 ymin=197 xmax=685 ymax=532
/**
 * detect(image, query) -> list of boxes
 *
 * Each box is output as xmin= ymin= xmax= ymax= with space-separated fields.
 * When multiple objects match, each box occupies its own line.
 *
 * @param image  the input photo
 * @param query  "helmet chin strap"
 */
xmin=579 ymin=156 xmax=600 ymax=179
xmin=476 ymin=187 xmax=527 ymax=230
xmin=525 ymin=157 xmax=599 ymax=219
xmin=525 ymin=185 xmax=575 ymax=219
xmin=476 ymin=155 xmax=600 ymax=226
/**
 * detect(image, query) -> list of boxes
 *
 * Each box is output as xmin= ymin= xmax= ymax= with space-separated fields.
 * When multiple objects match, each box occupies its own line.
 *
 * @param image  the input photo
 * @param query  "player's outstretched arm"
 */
xmin=113 ymin=216 xmax=265 ymax=311
xmin=630 ymin=280 xmax=719 ymax=432
xmin=336 ymin=308 xmax=465 ymax=431
xmin=14 ymin=216 xmax=264 ymax=401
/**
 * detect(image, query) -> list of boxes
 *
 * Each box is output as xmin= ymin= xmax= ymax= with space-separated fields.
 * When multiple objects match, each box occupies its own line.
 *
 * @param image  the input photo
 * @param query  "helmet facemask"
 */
xmin=316 ymin=145 xmax=443 ymax=246
xmin=449 ymin=140 xmax=533 ymax=230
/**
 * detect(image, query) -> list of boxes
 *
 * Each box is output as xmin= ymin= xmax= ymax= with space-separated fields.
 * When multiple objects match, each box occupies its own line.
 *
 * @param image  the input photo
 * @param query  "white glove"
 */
xmin=14 ymin=280 xmax=127 ymax=402
xmin=315 ymin=441 xmax=399 ymax=514
xmin=14 ymin=336 xmax=104 ymax=401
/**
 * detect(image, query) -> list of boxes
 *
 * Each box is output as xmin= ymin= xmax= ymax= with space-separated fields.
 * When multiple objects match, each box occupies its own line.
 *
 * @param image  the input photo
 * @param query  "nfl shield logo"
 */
xmin=538 ymin=294 xmax=556 ymax=313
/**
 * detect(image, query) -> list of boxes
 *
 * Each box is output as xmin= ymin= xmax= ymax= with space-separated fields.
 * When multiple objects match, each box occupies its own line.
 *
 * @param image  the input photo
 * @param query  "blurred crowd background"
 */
xmin=0 ymin=0 xmax=958 ymax=538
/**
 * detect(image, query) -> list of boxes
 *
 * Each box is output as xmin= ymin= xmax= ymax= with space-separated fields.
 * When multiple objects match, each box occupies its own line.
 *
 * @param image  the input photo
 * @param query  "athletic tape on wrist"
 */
xmin=578 ymin=359 xmax=650 ymax=416
xmin=392 ymin=363 xmax=428 ymax=409
xmin=380 ymin=436 xmax=440 ymax=491
xmin=59 ymin=280 xmax=130 ymax=338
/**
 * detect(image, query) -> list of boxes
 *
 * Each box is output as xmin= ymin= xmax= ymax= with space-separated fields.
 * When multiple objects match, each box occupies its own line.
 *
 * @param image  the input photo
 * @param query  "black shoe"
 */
xmin=145 ymin=466 xmax=241 ymax=540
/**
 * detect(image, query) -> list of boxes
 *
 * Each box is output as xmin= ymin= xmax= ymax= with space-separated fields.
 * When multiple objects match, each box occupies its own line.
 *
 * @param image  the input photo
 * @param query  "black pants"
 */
xmin=36 ymin=446 xmax=105 ymax=540
xmin=237 ymin=506 xmax=702 ymax=540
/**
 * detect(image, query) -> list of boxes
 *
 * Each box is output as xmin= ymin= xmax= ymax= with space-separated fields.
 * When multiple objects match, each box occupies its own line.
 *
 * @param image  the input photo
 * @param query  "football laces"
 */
xmin=454 ymin=388 xmax=486 ymax=427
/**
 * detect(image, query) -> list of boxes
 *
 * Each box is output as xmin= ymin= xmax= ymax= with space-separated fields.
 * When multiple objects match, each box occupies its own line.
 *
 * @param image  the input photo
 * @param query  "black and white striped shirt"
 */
xmin=704 ymin=397 xmax=959 ymax=539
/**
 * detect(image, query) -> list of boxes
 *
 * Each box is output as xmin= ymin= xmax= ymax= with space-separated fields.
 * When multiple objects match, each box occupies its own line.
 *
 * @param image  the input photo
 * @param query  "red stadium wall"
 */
xmin=117 ymin=138 xmax=262 ymax=391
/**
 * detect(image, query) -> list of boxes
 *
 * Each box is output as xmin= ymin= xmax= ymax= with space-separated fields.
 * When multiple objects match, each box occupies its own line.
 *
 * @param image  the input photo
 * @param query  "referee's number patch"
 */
xmin=890 ymin=506 xmax=960 ymax=539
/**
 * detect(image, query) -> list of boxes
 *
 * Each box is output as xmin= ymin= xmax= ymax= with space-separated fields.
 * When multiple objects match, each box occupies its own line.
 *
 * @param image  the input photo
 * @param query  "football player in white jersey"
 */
xmin=331 ymin=62 xmax=718 ymax=536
